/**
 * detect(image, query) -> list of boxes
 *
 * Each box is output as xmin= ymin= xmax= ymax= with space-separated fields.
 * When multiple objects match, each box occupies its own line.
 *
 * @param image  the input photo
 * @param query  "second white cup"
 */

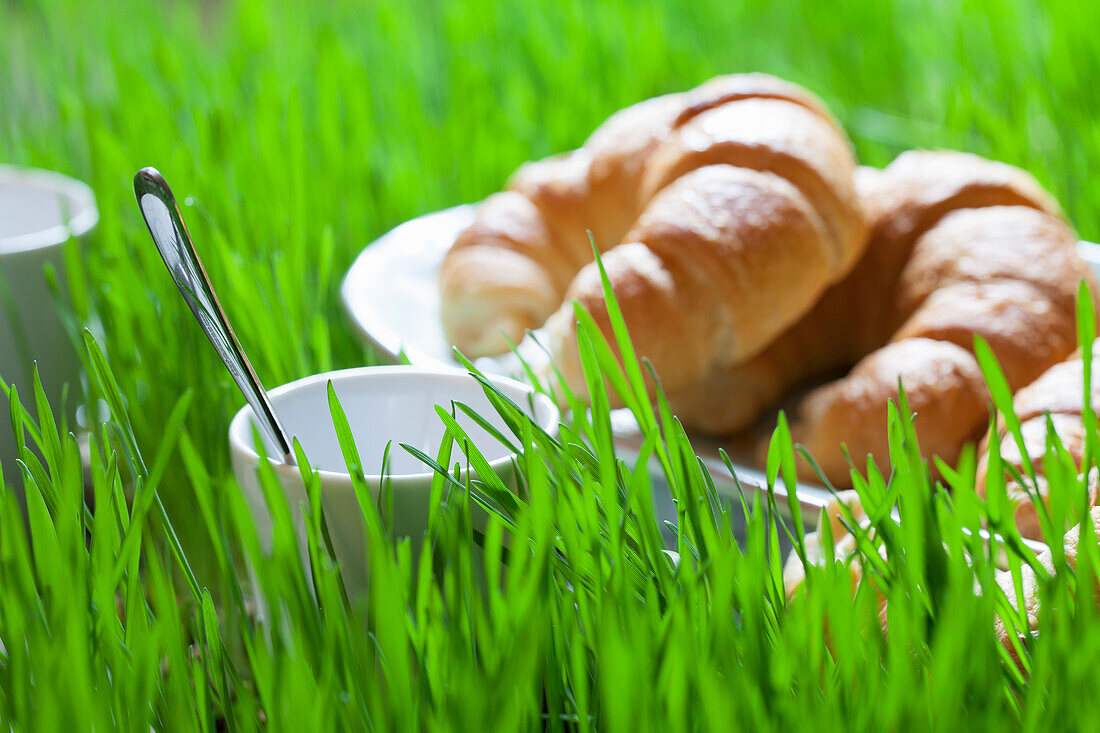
xmin=0 ymin=165 xmax=97 ymax=479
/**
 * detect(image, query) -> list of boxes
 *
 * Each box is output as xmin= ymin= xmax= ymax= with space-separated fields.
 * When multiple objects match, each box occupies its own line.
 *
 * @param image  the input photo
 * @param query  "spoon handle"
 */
xmin=133 ymin=167 xmax=295 ymax=465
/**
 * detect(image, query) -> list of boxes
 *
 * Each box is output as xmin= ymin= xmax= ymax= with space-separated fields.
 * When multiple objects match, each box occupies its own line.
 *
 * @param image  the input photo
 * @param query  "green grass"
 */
xmin=4 ymin=0 xmax=1100 ymax=727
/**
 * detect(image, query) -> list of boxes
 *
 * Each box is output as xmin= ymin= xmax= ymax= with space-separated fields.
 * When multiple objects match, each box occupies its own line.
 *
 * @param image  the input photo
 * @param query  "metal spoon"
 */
xmin=133 ymin=167 xmax=296 ymax=465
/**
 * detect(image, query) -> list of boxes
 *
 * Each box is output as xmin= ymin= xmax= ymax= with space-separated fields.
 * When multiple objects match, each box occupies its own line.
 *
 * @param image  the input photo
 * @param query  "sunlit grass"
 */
xmin=4 ymin=0 xmax=1100 ymax=727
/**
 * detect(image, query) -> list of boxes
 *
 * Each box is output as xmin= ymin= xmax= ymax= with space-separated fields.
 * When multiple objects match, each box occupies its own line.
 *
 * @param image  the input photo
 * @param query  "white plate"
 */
xmin=340 ymin=205 xmax=549 ymax=377
xmin=341 ymin=204 xmax=1100 ymax=537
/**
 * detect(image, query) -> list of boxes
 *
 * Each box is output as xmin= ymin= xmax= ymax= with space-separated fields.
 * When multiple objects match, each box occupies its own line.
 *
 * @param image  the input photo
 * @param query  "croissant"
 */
xmin=790 ymin=154 xmax=1095 ymax=485
xmin=975 ymin=343 xmax=1100 ymax=539
xmin=440 ymin=74 xmax=862 ymax=359
xmin=545 ymin=105 xmax=866 ymax=398
xmin=670 ymin=151 xmax=1073 ymax=436
xmin=654 ymin=151 xmax=1088 ymax=484
xmin=992 ymin=508 xmax=1100 ymax=666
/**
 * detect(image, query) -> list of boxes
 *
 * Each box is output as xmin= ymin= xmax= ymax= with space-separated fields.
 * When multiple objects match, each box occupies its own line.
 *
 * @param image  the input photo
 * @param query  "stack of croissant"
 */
xmin=438 ymin=73 xmax=1099 ymax=531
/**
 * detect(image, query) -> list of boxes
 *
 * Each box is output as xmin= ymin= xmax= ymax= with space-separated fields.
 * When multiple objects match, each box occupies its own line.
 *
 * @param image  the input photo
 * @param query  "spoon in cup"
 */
xmin=133 ymin=167 xmax=296 ymax=465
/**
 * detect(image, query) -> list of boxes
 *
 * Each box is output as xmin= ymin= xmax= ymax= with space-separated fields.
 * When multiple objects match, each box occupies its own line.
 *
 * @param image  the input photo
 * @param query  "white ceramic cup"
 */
xmin=0 ymin=166 xmax=97 ymax=478
xmin=229 ymin=366 xmax=559 ymax=598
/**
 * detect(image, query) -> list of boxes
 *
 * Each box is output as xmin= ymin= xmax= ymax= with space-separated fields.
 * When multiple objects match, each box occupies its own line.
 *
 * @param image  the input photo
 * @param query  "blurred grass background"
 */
xmin=2 ymin=0 xmax=1097 ymax=556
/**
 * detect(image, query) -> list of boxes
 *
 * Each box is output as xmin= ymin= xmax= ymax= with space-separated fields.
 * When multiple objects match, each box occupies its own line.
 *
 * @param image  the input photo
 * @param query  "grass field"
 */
xmin=4 ymin=0 xmax=1100 ymax=728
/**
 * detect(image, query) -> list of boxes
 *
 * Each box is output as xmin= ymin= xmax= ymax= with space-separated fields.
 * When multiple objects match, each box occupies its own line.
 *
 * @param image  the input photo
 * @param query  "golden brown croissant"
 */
xmin=545 ymin=102 xmax=865 ymax=398
xmin=548 ymin=163 xmax=858 ymax=396
xmin=643 ymin=150 xmax=1086 ymax=485
xmin=975 ymin=343 xmax=1100 ymax=539
xmin=440 ymin=73 xmax=857 ymax=358
xmin=671 ymin=150 xmax=1072 ymax=438
xmin=791 ymin=154 xmax=1094 ymax=485
xmin=992 ymin=507 xmax=1100 ymax=665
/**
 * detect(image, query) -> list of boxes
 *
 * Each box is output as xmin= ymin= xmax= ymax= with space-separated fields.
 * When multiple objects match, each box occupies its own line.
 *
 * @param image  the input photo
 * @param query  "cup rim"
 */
xmin=0 ymin=165 xmax=99 ymax=254
xmin=228 ymin=365 xmax=560 ymax=483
